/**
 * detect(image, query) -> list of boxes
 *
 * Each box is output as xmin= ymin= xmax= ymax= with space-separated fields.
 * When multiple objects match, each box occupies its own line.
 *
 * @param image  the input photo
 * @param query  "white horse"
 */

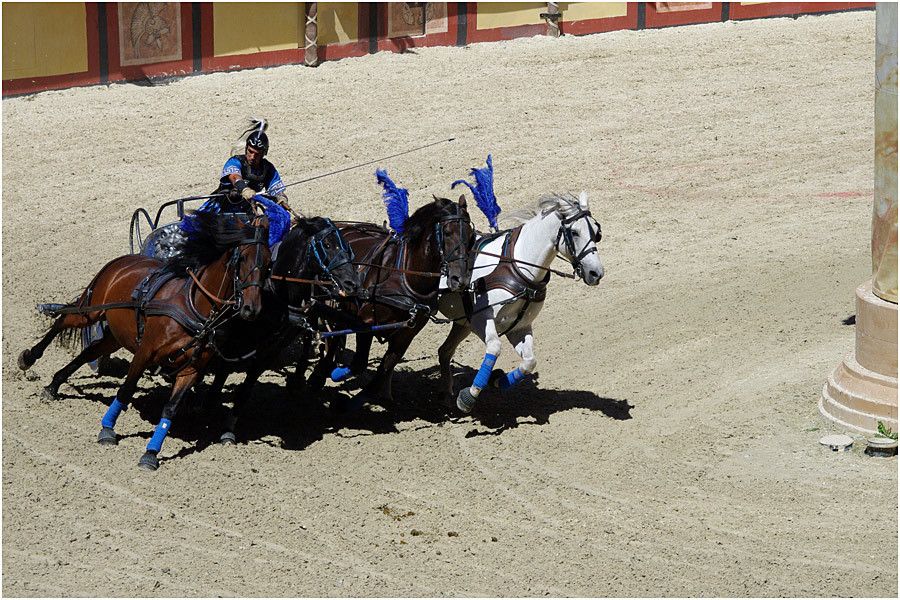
xmin=437 ymin=191 xmax=604 ymax=413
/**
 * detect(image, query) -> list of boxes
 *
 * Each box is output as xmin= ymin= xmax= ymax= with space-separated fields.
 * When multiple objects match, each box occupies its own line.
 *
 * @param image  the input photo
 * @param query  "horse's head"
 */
xmin=296 ymin=217 xmax=361 ymax=297
xmin=429 ymin=194 xmax=476 ymax=292
xmin=233 ymin=212 xmax=272 ymax=320
xmin=550 ymin=191 xmax=604 ymax=286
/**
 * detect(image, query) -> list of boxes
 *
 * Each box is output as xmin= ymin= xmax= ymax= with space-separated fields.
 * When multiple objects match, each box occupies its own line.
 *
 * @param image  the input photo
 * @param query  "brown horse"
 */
xmin=306 ymin=195 xmax=475 ymax=407
xmin=18 ymin=211 xmax=271 ymax=470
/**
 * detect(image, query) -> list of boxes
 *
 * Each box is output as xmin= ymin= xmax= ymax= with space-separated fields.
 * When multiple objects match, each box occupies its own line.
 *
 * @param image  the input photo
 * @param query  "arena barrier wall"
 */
xmin=2 ymin=2 xmax=875 ymax=97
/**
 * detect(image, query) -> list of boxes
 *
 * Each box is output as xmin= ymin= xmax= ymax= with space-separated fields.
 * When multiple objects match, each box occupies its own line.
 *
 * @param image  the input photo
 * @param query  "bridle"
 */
xmin=555 ymin=209 xmax=603 ymax=280
xmin=230 ymin=223 xmax=270 ymax=310
xmin=305 ymin=218 xmax=355 ymax=293
xmin=194 ymin=218 xmax=269 ymax=310
xmin=433 ymin=209 xmax=474 ymax=279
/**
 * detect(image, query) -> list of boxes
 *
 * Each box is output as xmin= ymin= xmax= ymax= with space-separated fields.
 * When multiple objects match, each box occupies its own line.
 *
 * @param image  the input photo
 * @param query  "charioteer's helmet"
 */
xmin=246 ymin=130 xmax=269 ymax=155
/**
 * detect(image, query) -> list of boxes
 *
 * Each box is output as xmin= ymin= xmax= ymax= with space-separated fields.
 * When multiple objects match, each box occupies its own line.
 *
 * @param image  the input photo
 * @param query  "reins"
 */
xmin=186 ymin=268 xmax=236 ymax=306
xmin=472 ymin=249 xmax=576 ymax=279
xmin=351 ymin=260 xmax=443 ymax=278
xmin=270 ymin=274 xmax=336 ymax=286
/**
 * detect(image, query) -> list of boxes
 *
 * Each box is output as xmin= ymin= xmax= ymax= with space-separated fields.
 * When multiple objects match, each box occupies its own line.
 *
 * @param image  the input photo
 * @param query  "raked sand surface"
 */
xmin=3 ymin=10 xmax=897 ymax=597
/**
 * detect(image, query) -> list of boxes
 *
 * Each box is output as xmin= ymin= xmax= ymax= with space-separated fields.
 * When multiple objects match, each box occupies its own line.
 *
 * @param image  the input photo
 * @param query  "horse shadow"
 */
xmin=386 ymin=363 xmax=633 ymax=434
xmin=65 ymin=373 xmax=335 ymax=457
xmin=61 ymin=360 xmax=632 ymax=462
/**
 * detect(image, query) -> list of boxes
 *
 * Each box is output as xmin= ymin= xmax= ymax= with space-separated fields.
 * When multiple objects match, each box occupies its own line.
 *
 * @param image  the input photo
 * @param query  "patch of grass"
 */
xmin=876 ymin=421 xmax=898 ymax=440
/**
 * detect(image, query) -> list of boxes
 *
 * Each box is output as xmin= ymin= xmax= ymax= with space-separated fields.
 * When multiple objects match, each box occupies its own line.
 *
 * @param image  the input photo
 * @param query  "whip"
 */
xmin=281 ymin=137 xmax=456 ymax=190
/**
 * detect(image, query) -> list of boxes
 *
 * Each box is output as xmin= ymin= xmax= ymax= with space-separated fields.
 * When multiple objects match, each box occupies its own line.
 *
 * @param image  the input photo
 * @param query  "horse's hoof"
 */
xmin=41 ymin=386 xmax=59 ymax=402
xmin=488 ymin=368 xmax=507 ymax=388
xmin=97 ymin=427 xmax=118 ymax=446
xmin=330 ymin=366 xmax=353 ymax=382
xmin=219 ymin=431 xmax=237 ymax=445
xmin=137 ymin=452 xmax=160 ymax=471
xmin=17 ymin=349 xmax=33 ymax=371
xmin=456 ymin=387 xmax=476 ymax=414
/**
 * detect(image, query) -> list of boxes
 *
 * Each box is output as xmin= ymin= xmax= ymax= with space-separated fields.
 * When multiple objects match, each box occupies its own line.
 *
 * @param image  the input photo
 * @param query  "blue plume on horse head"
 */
xmin=376 ymin=168 xmax=409 ymax=235
xmin=452 ymin=154 xmax=501 ymax=230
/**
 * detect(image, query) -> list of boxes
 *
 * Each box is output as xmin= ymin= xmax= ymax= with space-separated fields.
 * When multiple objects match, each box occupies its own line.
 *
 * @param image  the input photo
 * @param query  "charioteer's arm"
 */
xmin=221 ymin=157 xmax=255 ymax=201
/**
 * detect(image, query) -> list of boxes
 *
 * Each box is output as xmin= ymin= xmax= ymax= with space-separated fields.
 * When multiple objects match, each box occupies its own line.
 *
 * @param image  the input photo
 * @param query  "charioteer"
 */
xmin=184 ymin=119 xmax=297 ymax=248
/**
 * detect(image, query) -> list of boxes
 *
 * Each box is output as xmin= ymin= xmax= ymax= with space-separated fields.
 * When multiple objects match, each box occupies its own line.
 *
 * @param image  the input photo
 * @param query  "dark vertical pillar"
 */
xmin=456 ymin=2 xmax=468 ymax=46
xmin=368 ymin=3 xmax=379 ymax=54
xmin=98 ymin=2 xmax=109 ymax=83
xmin=636 ymin=2 xmax=646 ymax=30
xmin=721 ymin=2 xmax=731 ymax=22
xmin=192 ymin=3 xmax=202 ymax=72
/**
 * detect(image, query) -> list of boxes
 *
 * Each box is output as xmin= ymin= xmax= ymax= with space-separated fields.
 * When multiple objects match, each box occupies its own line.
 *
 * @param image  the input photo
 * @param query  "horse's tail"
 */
xmin=35 ymin=263 xmax=115 ymax=354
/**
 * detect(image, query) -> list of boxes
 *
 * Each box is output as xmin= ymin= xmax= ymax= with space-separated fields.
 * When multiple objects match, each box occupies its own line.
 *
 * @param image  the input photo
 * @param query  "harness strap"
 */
xmin=46 ymin=299 xmax=207 ymax=337
xmin=47 ymin=301 xmax=140 ymax=314
xmin=143 ymin=301 xmax=206 ymax=335
xmin=367 ymin=292 xmax=432 ymax=315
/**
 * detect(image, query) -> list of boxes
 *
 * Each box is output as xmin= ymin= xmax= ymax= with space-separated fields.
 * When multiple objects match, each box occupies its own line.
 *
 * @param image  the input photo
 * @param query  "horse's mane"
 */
xmin=402 ymin=197 xmax=463 ymax=241
xmin=162 ymin=212 xmax=261 ymax=276
xmin=502 ymin=192 xmax=585 ymax=227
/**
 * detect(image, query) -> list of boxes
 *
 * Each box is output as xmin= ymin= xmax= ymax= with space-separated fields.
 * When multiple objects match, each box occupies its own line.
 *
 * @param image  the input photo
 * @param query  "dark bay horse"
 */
xmin=306 ymin=195 xmax=475 ymax=406
xmin=19 ymin=211 xmax=271 ymax=470
xmin=203 ymin=217 xmax=362 ymax=442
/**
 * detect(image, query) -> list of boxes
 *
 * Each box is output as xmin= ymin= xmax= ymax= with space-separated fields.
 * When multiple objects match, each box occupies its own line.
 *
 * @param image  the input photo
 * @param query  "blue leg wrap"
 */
xmin=146 ymin=418 xmax=172 ymax=454
xmin=472 ymin=354 xmax=498 ymax=389
xmin=498 ymin=368 xmax=526 ymax=390
xmin=101 ymin=398 xmax=127 ymax=429
xmin=331 ymin=365 xmax=353 ymax=382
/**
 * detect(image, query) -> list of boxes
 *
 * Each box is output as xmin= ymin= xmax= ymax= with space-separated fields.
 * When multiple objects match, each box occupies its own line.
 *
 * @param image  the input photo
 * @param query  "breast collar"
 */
xmin=392 ymin=236 xmax=439 ymax=304
xmin=478 ymin=226 xmax=550 ymax=302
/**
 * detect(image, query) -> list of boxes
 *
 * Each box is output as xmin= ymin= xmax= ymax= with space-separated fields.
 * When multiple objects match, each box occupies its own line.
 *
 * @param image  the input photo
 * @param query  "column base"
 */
xmin=821 ymin=280 xmax=898 ymax=433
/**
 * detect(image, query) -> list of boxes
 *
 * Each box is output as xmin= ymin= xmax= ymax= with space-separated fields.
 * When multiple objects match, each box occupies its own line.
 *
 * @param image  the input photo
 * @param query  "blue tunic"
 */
xmin=220 ymin=155 xmax=286 ymax=196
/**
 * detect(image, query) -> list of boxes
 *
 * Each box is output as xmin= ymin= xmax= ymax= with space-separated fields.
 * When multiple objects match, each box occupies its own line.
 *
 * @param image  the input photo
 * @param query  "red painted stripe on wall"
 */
xmin=644 ymin=2 xmax=723 ymax=29
xmin=729 ymin=2 xmax=875 ymax=20
xmin=564 ymin=4 xmax=640 ymax=36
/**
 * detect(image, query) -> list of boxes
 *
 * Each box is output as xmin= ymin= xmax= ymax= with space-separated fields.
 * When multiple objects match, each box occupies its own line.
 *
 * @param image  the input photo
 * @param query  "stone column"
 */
xmin=873 ymin=1 xmax=897 ymax=302
xmin=821 ymin=3 xmax=898 ymax=434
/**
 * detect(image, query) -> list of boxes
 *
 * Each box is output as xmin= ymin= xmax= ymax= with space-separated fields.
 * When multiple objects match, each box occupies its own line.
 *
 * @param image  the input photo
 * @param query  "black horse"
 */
xmin=203 ymin=217 xmax=362 ymax=441
xmin=303 ymin=195 xmax=475 ymax=407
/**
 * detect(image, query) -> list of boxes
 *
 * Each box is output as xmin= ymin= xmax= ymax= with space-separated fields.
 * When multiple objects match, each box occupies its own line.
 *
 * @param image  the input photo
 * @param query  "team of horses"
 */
xmin=18 ymin=161 xmax=605 ymax=470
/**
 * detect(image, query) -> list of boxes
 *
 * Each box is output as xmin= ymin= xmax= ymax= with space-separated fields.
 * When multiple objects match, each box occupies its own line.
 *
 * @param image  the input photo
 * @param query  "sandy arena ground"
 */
xmin=2 ymin=10 xmax=897 ymax=597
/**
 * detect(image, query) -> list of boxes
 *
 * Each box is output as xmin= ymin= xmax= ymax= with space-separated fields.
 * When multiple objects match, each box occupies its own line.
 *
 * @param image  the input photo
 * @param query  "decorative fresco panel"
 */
xmin=388 ymin=2 xmax=448 ymax=38
xmin=655 ymin=2 xmax=713 ymax=12
xmin=118 ymin=2 xmax=182 ymax=67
